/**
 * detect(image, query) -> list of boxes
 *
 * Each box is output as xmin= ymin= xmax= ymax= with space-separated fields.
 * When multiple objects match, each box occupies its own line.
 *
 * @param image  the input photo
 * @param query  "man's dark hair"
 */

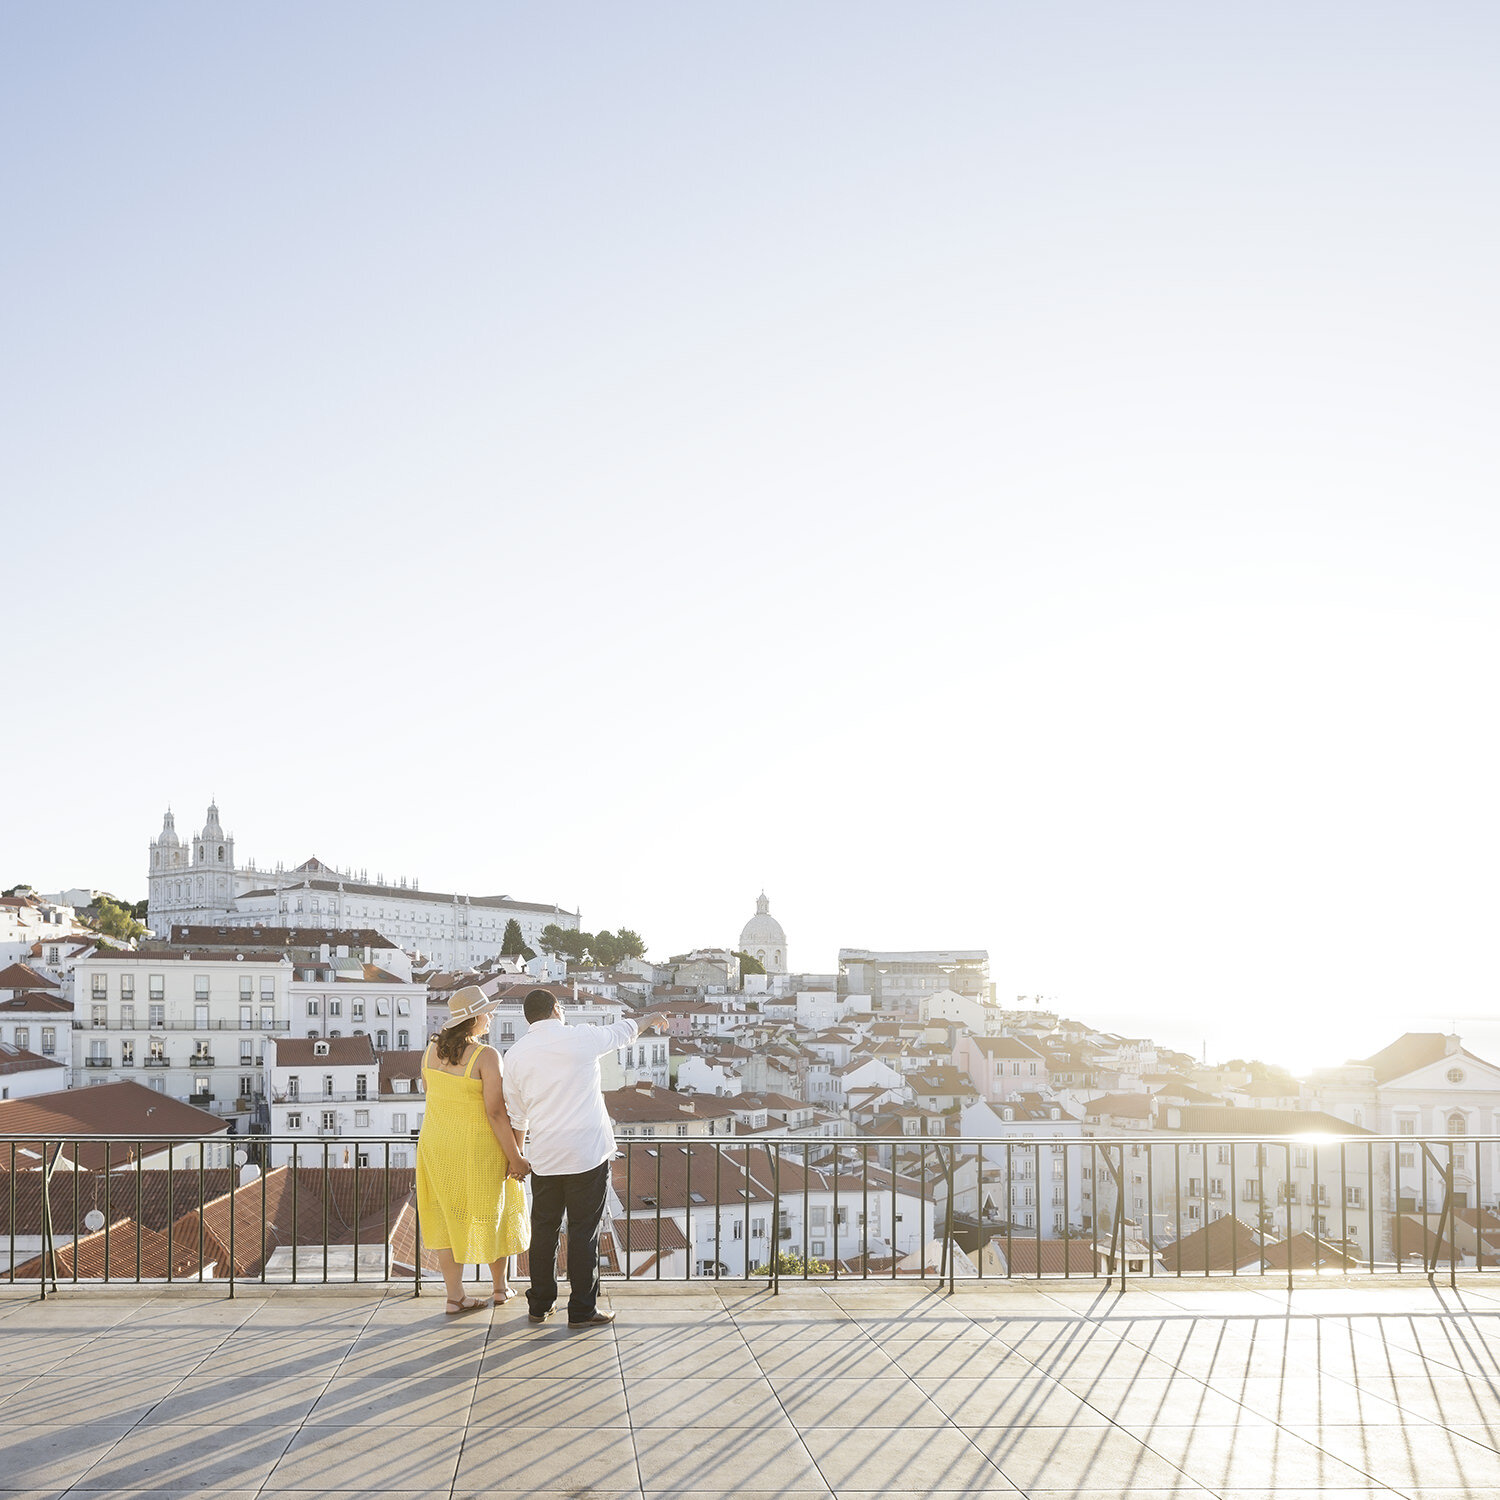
xmin=524 ymin=988 xmax=559 ymax=1024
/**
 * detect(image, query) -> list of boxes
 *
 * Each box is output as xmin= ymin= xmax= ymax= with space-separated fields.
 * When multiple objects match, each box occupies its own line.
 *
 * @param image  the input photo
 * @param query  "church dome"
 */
xmin=738 ymin=892 xmax=788 ymax=974
xmin=157 ymin=809 xmax=180 ymax=847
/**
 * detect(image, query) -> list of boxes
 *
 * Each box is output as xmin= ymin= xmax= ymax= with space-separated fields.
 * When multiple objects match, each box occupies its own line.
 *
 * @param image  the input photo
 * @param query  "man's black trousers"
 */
xmin=527 ymin=1161 xmax=609 ymax=1322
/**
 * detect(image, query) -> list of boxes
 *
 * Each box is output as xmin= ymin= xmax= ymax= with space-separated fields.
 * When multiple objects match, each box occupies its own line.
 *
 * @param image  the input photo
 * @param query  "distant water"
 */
xmin=1096 ymin=1008 xmax=1500 ymax=1077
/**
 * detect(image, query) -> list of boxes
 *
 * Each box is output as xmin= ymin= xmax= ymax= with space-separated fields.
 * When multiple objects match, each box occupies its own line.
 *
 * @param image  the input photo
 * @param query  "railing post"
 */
xmin=770 ymin=1142 xmax=780 ymax=1296
xmin=946 ymin=1144 xmax=955 ymax=1295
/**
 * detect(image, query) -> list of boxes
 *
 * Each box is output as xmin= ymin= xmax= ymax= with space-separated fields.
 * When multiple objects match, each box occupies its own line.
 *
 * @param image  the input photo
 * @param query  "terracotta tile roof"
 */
xmin=1165 ymin=1106 xmax=1370 ymax=1135
xmin=10 ymin=1218 xmax=204 ymax=1280
xmin=1158 ymin=1215 xmax=1264 ymax=1273
xmin=0 ymin=1168 xmax=238 ymax=1235
xmin=0 ymin=962 xmax=59 ymax=990
xmin=987 ymin=1237 xmax=1100 ymax=1275
xmin=180 ymin=1165 xmax=418 ymax=1277
xmin=0 ymin=993 xmax=74 ymax=1013
xmin=0 ymin=1080 xmax=228 ymax=1168
xmin=377 ymin=1050 xmax=425 ymax=1093
xmin=1355 ymin=1032 xmax=1498 ymax=1082
xmin=274 ymin=1035 xmax=379 ymax=1067
xmin=0 ymin=1047 xmax=67 ymax=1078
xmin=168 ymin=925 xmax=395 ymax=949
xmin=1084 ymin=1092 xmax=1155 ymax=1119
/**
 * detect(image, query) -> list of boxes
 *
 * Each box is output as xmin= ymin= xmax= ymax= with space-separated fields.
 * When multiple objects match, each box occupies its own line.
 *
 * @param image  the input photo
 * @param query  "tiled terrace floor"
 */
xmin=2 ymin=1277 xmax=1499 ymax=1499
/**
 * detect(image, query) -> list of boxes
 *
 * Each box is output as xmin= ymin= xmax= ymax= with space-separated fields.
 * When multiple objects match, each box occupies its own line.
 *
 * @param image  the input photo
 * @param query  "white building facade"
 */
xmin=68 ymin=949 xmax=294 ymax=1130
xmin=147 ymin=803 xmax=580 ymax=969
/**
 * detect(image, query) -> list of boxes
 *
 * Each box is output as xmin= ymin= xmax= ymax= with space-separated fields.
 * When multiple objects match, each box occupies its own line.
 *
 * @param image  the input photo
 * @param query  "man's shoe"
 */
xmin=568 ymin=1310 xmax=616 ymax=1329
xmin=528 ymin=1309 xmax=553 ymax=1324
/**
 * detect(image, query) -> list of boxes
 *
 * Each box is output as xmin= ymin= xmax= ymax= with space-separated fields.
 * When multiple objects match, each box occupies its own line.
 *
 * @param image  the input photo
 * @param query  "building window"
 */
xmin=120 ymin=974 xmax=134 ymax=998
xmin=307 ymin=999 xmax=320 ymax=1016
xmin=376 ymin=1030 xmax=388 ymax=1050
xmin=40 ymin=1026 xmax=56 ymax=1055
xmin=1398 ymin=1120 xmax=1415 ymax=1135
xmin=149 ymin=1003 xmax=164 ymax=1028
xmin=194 ymin=1004 xmax=208 ymax=1030
xmin=149 ymin=975 xmax=165 ymax=1001
xmin=261 ymin=977 xmax=275 ymax=1001
xmin=121 ymin=1040 xmax=134 ymax=1065
xmin=323 ymin=1074 xmax=335 ymax=1097
xmin=287 ymin=1112 xmax=302 ymax=1129
xmin=1447 ymin=1067 xmax=1465 ymax=1084
xmin=352 ymin=1001 xmax=365 ymax=1021
xmin=239 ymin=1074 xmax=254 ymax=1098
xmin=391 ymin=1149 xmax=409 ymax=1167
xmin=240 ymin=976 xmax=254 ymax=1001
xmin=329 ymin=999 xmax=342 ymax=1017
xmin=356 ymin=1075 xmax=368 ymax=1100
xmin=194 ymin=975 xmax=209 ymax=1001
xmin=92 ymin=1004 xmax=107 ymax=1028
xmin=1448 ymin=1112 xmax=1468 ymax=1135
xmin=397 ymin=1030 xmax=409 ymax=1048
xmin=392 ymin=1112 xmax=407 ymax=1133
xmin=13 ymin=1026 xmax=29 ymax=1049
xmin=92 ymin=974 xmax=107 ymax=998
xmin=355 ymin=1109 xmax=370 ymax=1128
xmin=321 ymin=1110 xmax=336 ymax=1130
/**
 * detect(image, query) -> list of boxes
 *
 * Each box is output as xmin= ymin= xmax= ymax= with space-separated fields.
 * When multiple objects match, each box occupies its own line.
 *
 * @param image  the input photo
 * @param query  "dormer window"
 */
xmin=314 ymin=1040 xmax=330 ymax=1057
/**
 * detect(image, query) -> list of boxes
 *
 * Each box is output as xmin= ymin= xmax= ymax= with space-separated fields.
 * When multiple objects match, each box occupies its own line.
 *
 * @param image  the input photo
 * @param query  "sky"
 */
xmin=4 ymin=5 xmax=1500 ymax=1075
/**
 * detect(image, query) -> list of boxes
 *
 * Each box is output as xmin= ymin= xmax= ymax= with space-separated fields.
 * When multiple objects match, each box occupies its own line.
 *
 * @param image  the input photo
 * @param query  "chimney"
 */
xmin=1445 ymin=1033 xmax=1462 ymax=1055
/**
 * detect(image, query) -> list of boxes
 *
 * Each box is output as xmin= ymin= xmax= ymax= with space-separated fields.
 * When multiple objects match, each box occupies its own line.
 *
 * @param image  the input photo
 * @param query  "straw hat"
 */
xmin=443 ymin=984 xmax=500 ymax=1026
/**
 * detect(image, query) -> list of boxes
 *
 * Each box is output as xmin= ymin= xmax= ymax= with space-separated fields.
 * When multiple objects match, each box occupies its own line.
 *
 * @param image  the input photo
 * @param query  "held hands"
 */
xmin=508 ymin=1156 xmax=532 ymax=1181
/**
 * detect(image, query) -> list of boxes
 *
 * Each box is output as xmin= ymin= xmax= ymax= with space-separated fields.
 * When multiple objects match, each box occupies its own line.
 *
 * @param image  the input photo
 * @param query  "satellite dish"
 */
xmin=233 ymin=1149 xmax=248 ymax=1167
xmin=83 ymin=1209 xmax=106 ymax=1233
xmin=239 ymin=1163 xmax=261 ymax=1186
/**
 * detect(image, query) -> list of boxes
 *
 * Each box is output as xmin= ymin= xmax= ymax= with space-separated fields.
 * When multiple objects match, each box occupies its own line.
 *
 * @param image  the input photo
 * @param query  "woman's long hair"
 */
xmin=434 ymin=1013 xmax=483 ymax=1066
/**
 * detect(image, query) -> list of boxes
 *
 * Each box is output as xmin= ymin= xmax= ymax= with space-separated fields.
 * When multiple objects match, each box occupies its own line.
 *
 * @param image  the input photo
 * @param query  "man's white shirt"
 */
xmin=503 ymin=1015 xmax=638 ymax=1176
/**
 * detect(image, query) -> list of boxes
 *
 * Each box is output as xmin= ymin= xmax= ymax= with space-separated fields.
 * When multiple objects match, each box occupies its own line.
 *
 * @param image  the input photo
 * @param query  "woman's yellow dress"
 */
xmin=416 ymin=1042 xmax=529 ymax=1263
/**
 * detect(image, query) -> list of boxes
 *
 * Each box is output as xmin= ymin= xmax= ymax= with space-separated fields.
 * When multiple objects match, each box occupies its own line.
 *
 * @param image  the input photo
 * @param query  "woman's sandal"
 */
xmin=492 ymin=1287 xmax=517 ymax=1306
xmin=444 ymin=1295 xmax=488 ymax=1316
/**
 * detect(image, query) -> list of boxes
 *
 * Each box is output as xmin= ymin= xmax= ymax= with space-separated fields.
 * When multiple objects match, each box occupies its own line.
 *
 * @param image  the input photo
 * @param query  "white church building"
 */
xmin=738 ymin=891 xmax=788 ymax=974
xmin=147 ymin=803 xmax=580 ymax=971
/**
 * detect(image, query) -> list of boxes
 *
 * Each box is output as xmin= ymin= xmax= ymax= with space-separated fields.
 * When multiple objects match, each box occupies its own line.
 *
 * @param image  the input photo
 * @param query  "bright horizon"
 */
xmin=5 ymin=6 xmax=1500 ymax=1079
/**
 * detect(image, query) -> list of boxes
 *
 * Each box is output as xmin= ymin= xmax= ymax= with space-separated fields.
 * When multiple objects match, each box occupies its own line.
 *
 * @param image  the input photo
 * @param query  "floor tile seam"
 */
xmin=104 ymin=1300 xmax=261 ymax=1441
xmin=737 ymin=1307 xmax=892 ymax=1495
xmin=57 ymin=1407 xmax=303 ymax=1497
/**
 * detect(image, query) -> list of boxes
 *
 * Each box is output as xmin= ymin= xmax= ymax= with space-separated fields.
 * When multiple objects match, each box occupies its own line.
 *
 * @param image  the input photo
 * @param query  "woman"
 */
xmin=416 ymin=984 xmax=531 ymax=1314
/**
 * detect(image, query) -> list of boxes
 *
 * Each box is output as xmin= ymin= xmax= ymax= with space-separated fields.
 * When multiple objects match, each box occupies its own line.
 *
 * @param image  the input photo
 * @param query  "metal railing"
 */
xmin=3 ymin=1132 xmax=1495 ymax=1298
xmin=74 ymin=1020 xmax=291 ymax=1032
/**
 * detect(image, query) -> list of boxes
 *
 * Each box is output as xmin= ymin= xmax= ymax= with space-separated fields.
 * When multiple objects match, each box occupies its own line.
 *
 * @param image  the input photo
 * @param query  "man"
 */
xmin=504 ymin=987 xmax=664 ymax=1328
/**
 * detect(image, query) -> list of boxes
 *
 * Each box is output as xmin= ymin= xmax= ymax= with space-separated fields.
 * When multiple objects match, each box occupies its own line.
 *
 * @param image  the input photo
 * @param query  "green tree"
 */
xmin=591 ymin=930 xmax=620 ymax=968
xmin=129 ymin=898 xmax=149 ymax=921
xmin=91 ymin=896 xmax=145 ymax=944
xmin=615 ymin=929 xmax=646 ymax=960
xmin=540 ymin=924 xmax=588 ymax=964
xmin=734 ymin=950 xmax=765 ymax=977
xmin=500 ymin=919 xmax=526 ymax=956
xmin=753 ymin=1250 xmax=830 ymax=1277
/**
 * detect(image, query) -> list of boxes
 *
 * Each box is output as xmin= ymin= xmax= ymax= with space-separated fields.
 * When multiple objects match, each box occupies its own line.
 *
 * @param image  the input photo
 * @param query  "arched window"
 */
xmin=218 ymin=845 xmax=225 ymax=862
xmin=397 ymin=1030 xmax=409 ymax=1048
xmin=376 ymin=1030 xmax=388 ymax=1050
xmin=1448 ymin=1112 xmax=1468 ymax=1135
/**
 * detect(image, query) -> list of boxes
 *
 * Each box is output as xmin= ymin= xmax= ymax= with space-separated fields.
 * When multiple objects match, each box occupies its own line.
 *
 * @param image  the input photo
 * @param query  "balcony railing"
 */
xmin=75 ymin=1020 xmax=290 ymax=1032
xmin=83 ymin=1057 xmax=112 ymax=1069
xmin=2 ymin=1133 xmax=1495 ymax=1295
